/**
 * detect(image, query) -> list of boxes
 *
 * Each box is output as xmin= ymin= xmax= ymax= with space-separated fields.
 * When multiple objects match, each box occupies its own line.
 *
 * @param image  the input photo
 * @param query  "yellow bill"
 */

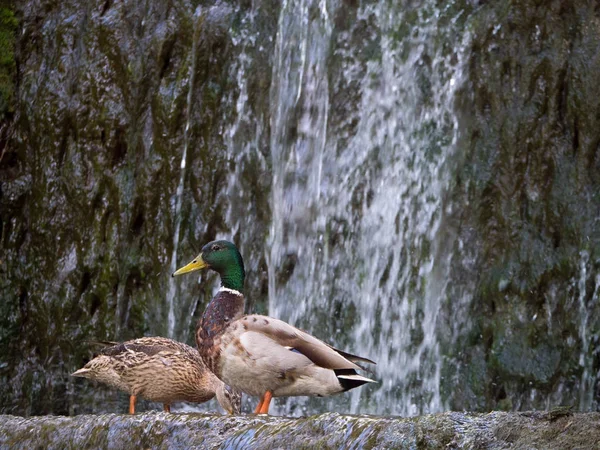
xmin=172 ymin=255 xmax=207 ymax=276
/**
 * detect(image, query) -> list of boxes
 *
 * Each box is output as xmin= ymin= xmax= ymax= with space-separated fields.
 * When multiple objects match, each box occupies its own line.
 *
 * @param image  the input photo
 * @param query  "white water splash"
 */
xmin=576 ymin=250 xmax=599 ymax=411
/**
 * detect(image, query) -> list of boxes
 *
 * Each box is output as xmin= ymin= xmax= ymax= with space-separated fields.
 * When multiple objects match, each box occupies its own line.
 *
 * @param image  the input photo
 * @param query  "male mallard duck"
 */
xmin=172 ymin=240 xmax=376 ymax=414
xmin=71 ymin=336 xmax=241 ymax=414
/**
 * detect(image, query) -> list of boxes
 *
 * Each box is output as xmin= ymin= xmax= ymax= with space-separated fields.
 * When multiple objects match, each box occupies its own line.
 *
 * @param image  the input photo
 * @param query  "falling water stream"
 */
xmin=263 ymin=0 xmax=470 ymax=415
xmin=576 ymin=251 xmax=599 ymax=411
xmin=193 ymin=0 xmax=477 ymax=416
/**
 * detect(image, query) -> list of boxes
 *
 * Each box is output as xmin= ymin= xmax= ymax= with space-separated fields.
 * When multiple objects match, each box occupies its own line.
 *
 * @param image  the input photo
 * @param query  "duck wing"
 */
xmin=238 ymin=315 xmax=374 ymax=371
xmin=94 ymin=337 xmax=198 ymax=360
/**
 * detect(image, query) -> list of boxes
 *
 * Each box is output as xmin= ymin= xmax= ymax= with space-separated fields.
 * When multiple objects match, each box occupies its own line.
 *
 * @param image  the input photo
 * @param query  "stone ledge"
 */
xmin=1 ymin=410 xmax=598 ymax=449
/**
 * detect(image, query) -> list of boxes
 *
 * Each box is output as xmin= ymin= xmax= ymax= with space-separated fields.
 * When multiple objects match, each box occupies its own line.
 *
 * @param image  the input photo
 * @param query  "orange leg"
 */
xmin=258 ymin=391 xmax=273 ymax=415
xmin=253 ymin=393 xmax=265 ymax=414
xmin=163 ymin=404 xmax=171 ymax=413
xmin=129 ymin=395 xmax=136 ymax=414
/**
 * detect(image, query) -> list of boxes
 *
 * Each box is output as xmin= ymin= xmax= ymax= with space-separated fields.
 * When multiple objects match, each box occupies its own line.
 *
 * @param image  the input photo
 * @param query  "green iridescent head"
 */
xmin=172 ymin=240 xmax=245 ymax=292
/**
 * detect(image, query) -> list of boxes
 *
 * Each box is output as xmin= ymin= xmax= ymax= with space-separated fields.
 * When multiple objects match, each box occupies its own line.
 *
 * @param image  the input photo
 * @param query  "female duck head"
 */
xmin=172 ymin=240 xmax=245 ymax=292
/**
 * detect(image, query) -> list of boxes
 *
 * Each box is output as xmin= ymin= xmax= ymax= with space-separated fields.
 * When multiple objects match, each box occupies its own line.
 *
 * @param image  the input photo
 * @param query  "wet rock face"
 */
xmin=444 ymin=0 xmax=600 ymax=411
xmin=1 ymin=0 xmax=277 ymax=415
xmin=1 ymin=0 xmax=599 ymax=417
xmin=1 ymin=411 xmax=599 ymax=450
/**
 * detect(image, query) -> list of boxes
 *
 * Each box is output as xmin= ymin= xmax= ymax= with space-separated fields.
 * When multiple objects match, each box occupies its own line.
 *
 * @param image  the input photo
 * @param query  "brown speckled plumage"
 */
xmin=71 ymin=337 xmax=241 ymax=414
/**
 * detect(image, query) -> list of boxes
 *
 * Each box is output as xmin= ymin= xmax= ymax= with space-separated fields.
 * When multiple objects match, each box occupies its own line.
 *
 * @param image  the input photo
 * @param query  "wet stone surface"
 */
xmin=1 ymin=411 xmax=599 ymax=450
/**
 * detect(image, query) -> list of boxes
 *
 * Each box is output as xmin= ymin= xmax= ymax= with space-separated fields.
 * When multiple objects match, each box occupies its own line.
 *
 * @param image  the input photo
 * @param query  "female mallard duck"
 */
xmin=71 ymin=336 xmax=241 ymax=414
xmin=172 ymin=240 xmax=375 ymax=414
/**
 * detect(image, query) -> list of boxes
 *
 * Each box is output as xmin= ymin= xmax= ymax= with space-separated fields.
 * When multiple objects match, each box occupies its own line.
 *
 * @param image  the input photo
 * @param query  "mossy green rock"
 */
xmin=0 ymin=0 xmax=16 ymax=116
xmin=1 ymin=0 xmax=276 ymax=415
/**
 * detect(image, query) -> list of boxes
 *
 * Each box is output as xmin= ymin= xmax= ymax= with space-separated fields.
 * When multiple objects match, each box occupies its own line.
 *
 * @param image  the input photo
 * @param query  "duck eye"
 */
xmin=211 ymin=244 xmax=221 ymax=251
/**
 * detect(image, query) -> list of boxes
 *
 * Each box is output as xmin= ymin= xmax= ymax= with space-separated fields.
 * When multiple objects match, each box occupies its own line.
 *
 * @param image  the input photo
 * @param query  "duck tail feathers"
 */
xmin=330 ymin=346 xmax=376 ymax=366
xmin=71 ymin=368 xmax=92 ymax=378
xmin=334 ymin=368 xmax=377 ymax=391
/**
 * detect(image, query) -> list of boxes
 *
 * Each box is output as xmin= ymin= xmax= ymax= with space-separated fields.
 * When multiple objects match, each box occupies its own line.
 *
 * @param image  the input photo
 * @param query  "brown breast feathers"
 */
xmin=195 ymin=289 xmax=244 ymax=374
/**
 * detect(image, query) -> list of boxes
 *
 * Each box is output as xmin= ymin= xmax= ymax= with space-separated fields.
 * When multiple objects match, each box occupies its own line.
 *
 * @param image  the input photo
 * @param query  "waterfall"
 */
xmin=577 ymin=251 xmax=599 ymax=411
xmin=222 ymin=5 xmax=269 ymax=244
xmin=175 ymin=0 xmax=472 ymax=416
xmin=266 ymin=0 xmax=471 ymax=415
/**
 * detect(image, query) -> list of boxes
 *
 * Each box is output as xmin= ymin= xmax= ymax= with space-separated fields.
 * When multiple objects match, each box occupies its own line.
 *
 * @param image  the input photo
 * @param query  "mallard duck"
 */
xmin=172 ymin=240 xmax=376 ymax=415
xmin=71 ymin=336 xmax=241 ymax=414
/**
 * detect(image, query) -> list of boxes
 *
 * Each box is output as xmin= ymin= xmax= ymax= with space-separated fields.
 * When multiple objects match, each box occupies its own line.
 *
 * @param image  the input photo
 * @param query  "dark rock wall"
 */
xmin=1 ymin=0 xmax=277 ymax=415
xmin=445 ymin=0 xmax=600 ymax=411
